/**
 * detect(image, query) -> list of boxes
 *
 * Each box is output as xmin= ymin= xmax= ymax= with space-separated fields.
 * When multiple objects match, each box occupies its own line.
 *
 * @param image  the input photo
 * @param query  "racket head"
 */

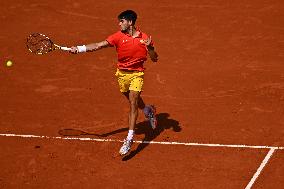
xmin=26 ymin=33 xmax=57 ymax=55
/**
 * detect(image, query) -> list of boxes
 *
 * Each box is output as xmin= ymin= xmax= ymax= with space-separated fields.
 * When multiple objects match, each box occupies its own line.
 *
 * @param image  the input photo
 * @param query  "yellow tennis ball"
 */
xmin=6 ymin=60 xmax=13 ymax=67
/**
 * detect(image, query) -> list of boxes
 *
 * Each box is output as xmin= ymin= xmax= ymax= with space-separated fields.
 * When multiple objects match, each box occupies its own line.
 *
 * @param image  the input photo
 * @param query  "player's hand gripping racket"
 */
xmin=26 ymin=33 xmax=71 ymax=54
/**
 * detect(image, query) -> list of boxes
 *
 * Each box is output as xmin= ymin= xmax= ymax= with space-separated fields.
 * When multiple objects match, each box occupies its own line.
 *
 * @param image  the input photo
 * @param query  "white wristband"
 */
xmin=77 ymin=45 xmax=87 ymax=53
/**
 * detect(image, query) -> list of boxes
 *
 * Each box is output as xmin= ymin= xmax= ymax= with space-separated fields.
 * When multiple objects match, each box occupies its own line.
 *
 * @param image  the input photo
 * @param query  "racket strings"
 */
xmin=27 ymin=33 xmax=53 ymax=54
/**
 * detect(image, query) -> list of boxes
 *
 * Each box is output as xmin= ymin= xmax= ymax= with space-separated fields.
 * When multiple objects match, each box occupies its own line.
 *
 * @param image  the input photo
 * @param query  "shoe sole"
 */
xmin=149 ymin=106 xmax=157 ymax=129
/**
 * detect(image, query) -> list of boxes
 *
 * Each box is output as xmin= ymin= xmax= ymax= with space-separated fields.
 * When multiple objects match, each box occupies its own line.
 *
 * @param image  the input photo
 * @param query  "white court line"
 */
xmin=245 ymin=148 xmax=277 ymax=189
xmin=0 ymin=133 xmax=283 ymax=150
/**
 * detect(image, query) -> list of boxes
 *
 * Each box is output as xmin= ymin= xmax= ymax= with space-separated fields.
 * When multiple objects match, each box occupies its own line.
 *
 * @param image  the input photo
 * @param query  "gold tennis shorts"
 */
xmin=115 ymin=69 xmax=144 ymax=92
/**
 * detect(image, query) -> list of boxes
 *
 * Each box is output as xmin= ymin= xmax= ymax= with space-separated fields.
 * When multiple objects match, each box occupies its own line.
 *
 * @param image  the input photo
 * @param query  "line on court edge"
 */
xmin=245 ymin=148 xmax=276 ymax=189
xmin=0 ymin=133 xmax=283 ymax=150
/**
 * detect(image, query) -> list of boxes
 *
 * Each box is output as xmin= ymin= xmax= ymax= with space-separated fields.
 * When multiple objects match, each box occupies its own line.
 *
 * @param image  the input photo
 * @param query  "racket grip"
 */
xmin=60 ymin=46 xmax=71 ymax=51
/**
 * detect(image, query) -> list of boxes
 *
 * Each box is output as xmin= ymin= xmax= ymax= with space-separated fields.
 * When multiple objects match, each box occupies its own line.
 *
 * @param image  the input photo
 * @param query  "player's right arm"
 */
xmin=70 ymin=40 xmax=110 ymax=54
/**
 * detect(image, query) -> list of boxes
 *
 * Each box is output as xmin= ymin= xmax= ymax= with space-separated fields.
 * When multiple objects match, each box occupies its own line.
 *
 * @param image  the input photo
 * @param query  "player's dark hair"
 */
xmin=118 ymin=10 xmax=137 ymax=25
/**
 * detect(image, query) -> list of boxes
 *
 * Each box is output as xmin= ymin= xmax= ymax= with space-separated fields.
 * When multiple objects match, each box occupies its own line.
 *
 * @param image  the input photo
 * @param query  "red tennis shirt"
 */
xmin=106 ymin=28 xmax=153 ymax=71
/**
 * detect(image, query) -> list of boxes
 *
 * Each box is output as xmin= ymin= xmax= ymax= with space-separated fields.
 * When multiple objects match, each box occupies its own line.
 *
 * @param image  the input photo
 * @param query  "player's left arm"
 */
xmin=141 ymin=36 xmax=158 ymax=62
xmin=147 ymin=45 xmax=158 ymax=62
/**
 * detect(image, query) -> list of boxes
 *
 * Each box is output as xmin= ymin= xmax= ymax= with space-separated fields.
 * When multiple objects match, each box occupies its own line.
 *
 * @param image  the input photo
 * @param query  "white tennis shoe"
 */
xmin=119 ymin=139 xmax=133 ymax=155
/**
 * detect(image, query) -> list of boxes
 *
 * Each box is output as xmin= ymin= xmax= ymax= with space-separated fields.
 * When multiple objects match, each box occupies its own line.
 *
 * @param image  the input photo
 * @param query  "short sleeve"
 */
xmin=106 ymin=32 xmax=120 ymax=47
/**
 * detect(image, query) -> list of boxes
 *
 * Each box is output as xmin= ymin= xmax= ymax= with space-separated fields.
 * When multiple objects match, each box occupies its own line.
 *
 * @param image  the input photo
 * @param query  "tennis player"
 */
xmin=70 ymin=10 xmax=158 ymax=155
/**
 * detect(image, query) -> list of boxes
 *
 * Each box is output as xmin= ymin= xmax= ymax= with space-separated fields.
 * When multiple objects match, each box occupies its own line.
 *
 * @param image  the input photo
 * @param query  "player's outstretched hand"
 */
xmin=70 ymin=46 xmax=79 ymax=54
xmin=140 ymin=36 xmax=152 ymax=46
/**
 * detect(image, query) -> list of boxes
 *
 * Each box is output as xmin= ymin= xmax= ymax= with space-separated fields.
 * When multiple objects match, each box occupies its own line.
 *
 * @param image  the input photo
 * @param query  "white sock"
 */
xmin=126 ymin=130 xmax=134 ymax=140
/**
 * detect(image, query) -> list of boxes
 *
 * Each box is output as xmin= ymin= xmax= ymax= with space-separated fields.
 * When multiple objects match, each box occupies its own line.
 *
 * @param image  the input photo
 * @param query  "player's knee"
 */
xmin=130 ymin=99 xmax=138 ymax=107
xmin=129 ymin=97 xmax=139 ymax=110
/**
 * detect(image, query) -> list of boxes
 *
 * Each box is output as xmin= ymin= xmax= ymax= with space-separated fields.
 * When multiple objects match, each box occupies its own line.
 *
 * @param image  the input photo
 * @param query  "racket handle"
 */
xmin=60 ymin=46 xmax=71 ymax=51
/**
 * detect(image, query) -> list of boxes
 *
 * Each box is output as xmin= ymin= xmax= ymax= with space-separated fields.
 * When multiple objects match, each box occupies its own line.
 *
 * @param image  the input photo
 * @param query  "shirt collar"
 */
xmin=136 ymin=27 xmax=142 ymax=38
xmin=122 ymin=26 xmax=142 ymax=38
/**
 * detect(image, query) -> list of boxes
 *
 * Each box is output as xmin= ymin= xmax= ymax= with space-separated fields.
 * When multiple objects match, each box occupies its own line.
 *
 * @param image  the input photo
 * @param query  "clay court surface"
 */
xmin=1 ymin=0 xmax=284 ymax=188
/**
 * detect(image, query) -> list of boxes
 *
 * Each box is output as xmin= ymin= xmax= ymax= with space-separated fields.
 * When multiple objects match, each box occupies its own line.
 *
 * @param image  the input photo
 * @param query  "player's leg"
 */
xmin=118 ymin=70 xmax=156 ymax=155
xmin=123 ymin=91 xmax=145 ymax=110
xmin=119 ymin=90 xmax=140 ymax=155
xmin=128 ymin=90 xmax=140 ymax=131
xmin=116 ymin=70 xmax=136 ymax=155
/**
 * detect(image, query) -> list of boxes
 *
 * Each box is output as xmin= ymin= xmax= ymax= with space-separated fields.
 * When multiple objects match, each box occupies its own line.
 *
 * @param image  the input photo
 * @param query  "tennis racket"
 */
xmin=26 ymin=33 xmax=71 ymax=55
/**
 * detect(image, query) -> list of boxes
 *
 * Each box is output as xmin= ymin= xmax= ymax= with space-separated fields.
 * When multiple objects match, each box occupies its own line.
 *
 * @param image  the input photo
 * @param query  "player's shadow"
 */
xmin=122 ymin=112 xmax=181 ymax=161
xmin=59 ymin=113 xmax=181 ymax=161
